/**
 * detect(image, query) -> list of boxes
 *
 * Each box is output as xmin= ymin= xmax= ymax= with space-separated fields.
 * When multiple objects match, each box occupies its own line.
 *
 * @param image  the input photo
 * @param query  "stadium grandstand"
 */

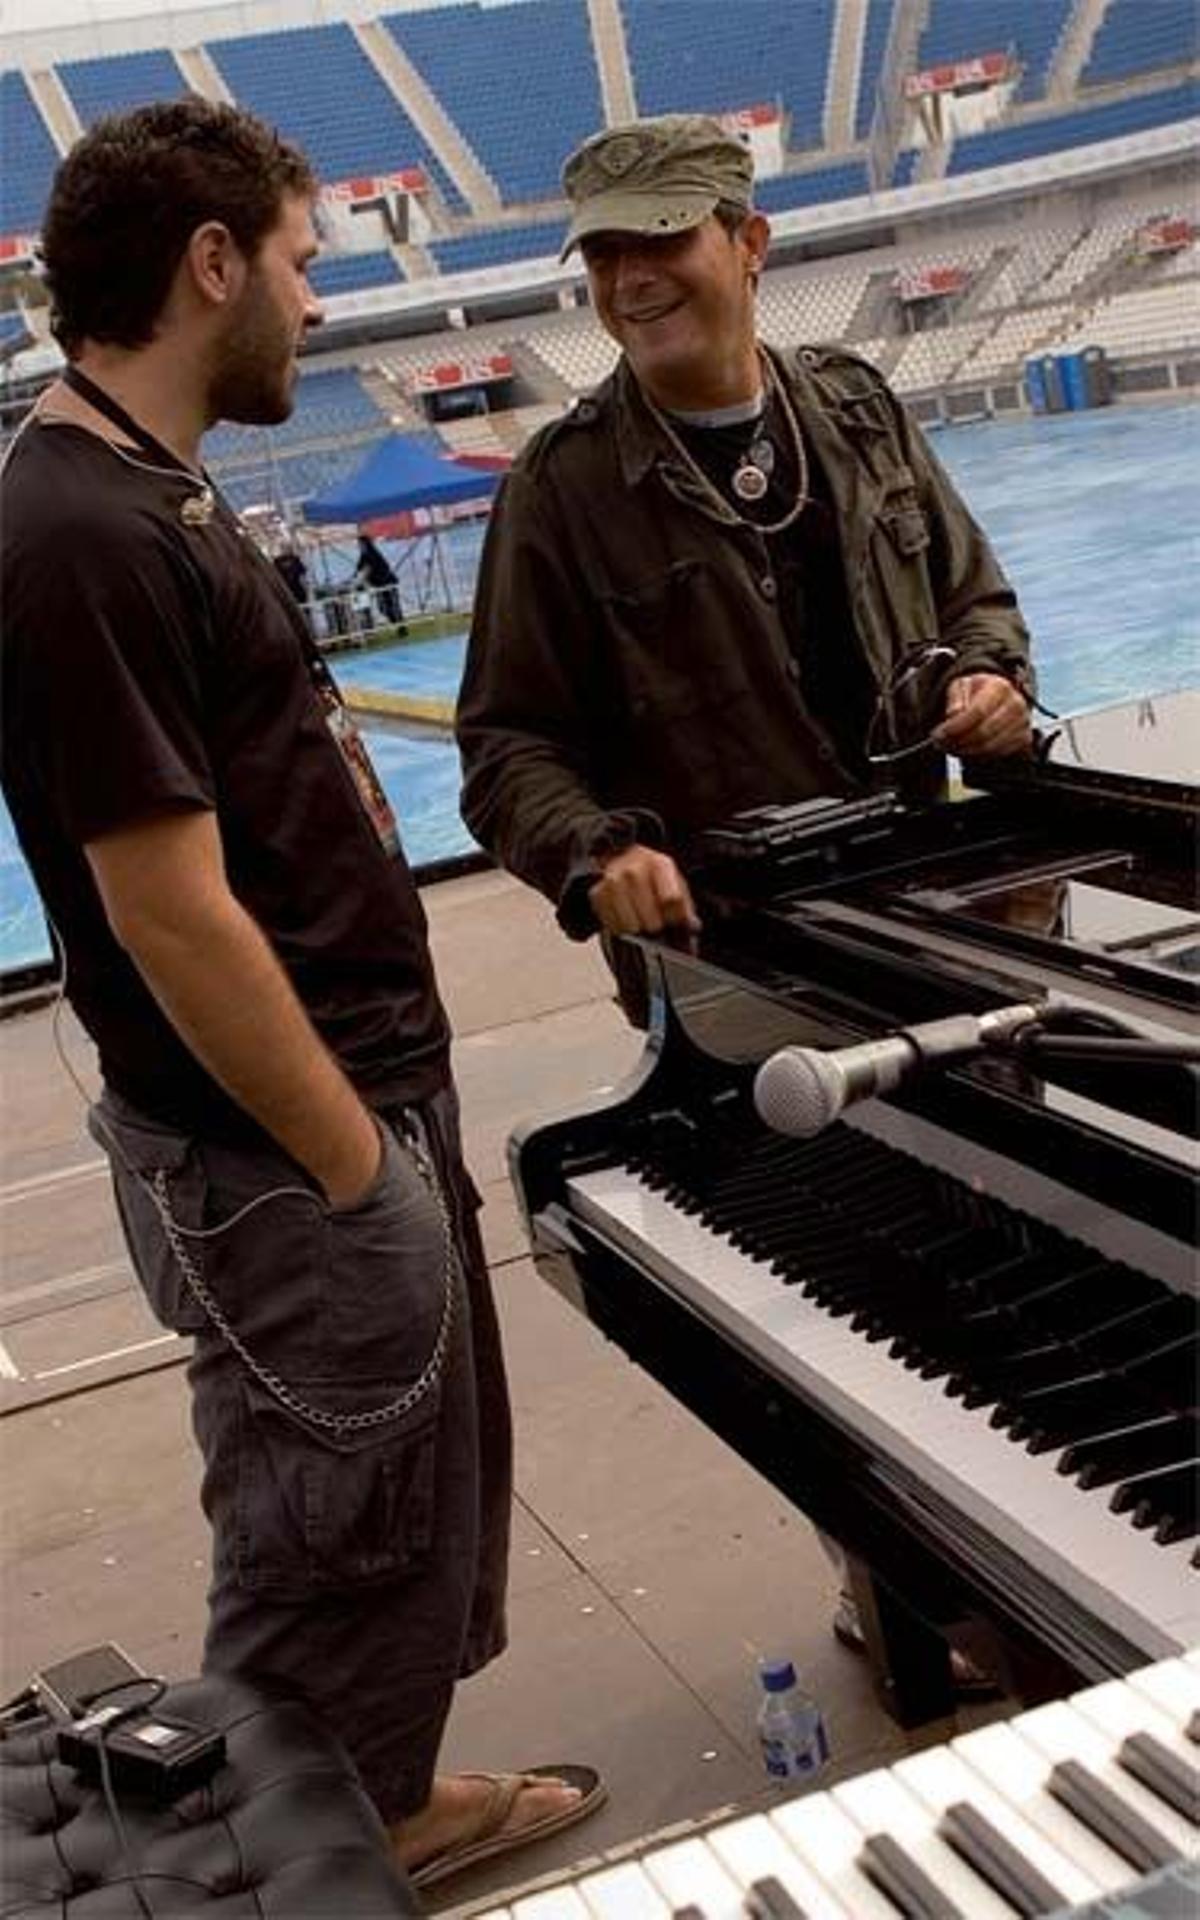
xmin=0 ymin=0 xmax=1196 ymax=522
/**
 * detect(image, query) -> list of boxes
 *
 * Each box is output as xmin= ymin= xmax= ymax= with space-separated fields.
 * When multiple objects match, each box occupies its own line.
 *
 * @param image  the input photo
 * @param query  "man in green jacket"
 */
xmin=458 ymin=114 xmax=1035 ymax=1691
xmin=458 ymin=113 xmax=1033 ymax=976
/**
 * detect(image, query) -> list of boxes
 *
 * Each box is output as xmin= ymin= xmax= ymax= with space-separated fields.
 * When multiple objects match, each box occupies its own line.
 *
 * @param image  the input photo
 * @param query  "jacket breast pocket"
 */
xmin=599 ymin=558 xmax=750 ymax=720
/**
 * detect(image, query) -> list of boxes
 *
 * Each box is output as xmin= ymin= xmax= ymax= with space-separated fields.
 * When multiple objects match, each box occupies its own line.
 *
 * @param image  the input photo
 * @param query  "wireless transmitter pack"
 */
xmin=57 ymin=1702 xmax=226 ymax=1802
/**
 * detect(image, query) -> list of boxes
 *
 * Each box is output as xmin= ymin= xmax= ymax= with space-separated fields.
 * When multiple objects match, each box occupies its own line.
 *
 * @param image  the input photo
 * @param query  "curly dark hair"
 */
xmin=41 ymin=96 xmax=316 ymax=355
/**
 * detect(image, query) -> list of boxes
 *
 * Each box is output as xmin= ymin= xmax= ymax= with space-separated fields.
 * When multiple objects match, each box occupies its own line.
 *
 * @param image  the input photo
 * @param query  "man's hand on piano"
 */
xmin=933 ymin=671 xmax=1033 ymax=758
xmin=588 ymin=844 xmax=702 ymax=940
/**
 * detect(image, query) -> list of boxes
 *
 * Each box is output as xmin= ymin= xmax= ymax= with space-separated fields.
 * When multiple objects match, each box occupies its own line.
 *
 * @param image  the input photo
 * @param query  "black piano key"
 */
xmin=1013 ymin=1293 xmax=1184 ymax=1378
xmin=859 ymin=1831 xmax=967 ymax=1920
xmin=948 ymin=1345 xmax=1100 ymax=1402
xmin=1060 ymin=1413 xmax=1199 ymax=1488
xmin=937 ymin=1801 xmax=1066 ymax=1917
xmin=1188 ymin=1712 xmax=1200 ymax=1746
xmin=1111 ymin=1460 xmax=1200 ymax=1541
xmin=1003 ymin=1334 xmax=1198 ymax=1451
xmin=1118 ymin=1732 xmax=1200 ymax=1825
xmin=1047 ymin=1757 xmax=1182 ymax=1873
xmin=671 ymin=1907 xmax=710 ymax=1919
xmin=975 ymin=1255 xmax=1117 ymax=1316
xmin=744 ymin=1875 xmax=809 ymax=1919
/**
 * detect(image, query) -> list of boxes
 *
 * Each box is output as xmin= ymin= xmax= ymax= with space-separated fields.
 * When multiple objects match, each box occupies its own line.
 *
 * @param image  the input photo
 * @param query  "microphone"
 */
xmin=753 ymin=1002 xmax=1043 ymax=1138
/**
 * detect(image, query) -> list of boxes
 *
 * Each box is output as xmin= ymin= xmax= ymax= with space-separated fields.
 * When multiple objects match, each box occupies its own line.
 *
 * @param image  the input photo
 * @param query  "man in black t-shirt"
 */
xmin=1 ymin=99 xmax=601 ymax=1890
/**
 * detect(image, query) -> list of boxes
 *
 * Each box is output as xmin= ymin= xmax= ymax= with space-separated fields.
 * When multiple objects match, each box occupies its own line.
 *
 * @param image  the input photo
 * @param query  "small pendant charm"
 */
xmin=732 ymin=459 xmax=769 ymax=502
xmin=180 ymin=487 xmax=215 ymax=527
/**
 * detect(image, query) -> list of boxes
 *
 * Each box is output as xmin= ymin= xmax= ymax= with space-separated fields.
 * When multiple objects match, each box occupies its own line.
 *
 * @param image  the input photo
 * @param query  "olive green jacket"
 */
xmin=457 ymin=344 xmax=1033 ymax=936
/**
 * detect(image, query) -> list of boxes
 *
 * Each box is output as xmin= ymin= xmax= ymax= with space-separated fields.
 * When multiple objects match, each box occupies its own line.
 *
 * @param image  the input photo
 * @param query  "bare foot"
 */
xmin=390 ymin=1770 xmax=583 ymax=1876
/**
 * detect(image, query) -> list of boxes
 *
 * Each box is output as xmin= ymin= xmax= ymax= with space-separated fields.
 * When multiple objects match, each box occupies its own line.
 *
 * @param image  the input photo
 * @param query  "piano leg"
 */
xmin=845 ymin=1554 xmax=957 ymax=1728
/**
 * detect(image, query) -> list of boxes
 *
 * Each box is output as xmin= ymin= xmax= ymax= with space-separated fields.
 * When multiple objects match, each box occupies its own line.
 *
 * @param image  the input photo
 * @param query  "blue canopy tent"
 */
xmin=302 ymin=432 xmax=501 ymax=524
xmin=301 ymin=433 xmax=502 ymax=628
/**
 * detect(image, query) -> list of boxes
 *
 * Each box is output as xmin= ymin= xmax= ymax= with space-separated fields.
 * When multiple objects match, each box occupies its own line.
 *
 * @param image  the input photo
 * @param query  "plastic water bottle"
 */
xmin=756 ymin=1656 xmax=829 ymax=1783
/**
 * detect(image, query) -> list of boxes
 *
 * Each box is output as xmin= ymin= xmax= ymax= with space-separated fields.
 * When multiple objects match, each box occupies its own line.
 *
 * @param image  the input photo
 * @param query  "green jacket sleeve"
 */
xmin=456 ymin=466 xmax=663 ymax=937
xmin=897 ymin=394 xmax=1036 ymax=703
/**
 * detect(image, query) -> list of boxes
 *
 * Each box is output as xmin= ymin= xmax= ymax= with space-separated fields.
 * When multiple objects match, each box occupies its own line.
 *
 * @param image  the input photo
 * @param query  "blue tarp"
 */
xmin=302 ymin=432 xmax=501 ymax=524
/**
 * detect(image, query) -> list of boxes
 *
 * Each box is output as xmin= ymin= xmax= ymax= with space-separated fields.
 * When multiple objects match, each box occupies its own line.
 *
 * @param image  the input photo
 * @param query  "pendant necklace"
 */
xmin=649 ymin=352 xmax=810 ymax=536
xmin=731 ymin=432 xmax=775 ymax=503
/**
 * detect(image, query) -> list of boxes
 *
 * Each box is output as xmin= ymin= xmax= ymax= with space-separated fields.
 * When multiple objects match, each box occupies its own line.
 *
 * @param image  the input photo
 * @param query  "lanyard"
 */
xmin=61 ymin=364 xmax=202 ymax=476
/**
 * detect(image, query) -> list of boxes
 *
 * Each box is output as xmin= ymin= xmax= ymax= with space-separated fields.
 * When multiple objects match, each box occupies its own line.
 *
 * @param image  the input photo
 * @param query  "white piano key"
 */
xmin=510 ymin=1890 xmax=592 ymax=1919
xmin=705 ymin=1811 xmax=854 ymax=1918
xmin=1015 ymin=1698 xmax=1198 ymax=1859
xmin=950 ymin=1718 xmax=1134 ymax=1891
xmin=1072 ymin=1671 xmax=1200 ymax=1769
xmin=574 ymin=1860 xmax=674 ymax=1919
xmin=832 ymin=1761 xmax=1016 ymax=1917
xmin=1125 ymin=1656 xmax=1200 ymax=1731
xmin=895 ymin=1740 xmax=1105 ymax=1908
xmin=770 ymin=1789 xmax=911 ymax=1917
xmin=640 ymin=1834 xmax=746 ymax=1917
xmin=568 ymin=1169 xmax=1197 ymax=1660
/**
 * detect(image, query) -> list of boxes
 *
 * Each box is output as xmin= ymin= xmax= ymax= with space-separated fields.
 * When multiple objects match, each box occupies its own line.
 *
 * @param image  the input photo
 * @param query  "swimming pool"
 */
xmin=3 ymin=401 xmax=1196 ymax=973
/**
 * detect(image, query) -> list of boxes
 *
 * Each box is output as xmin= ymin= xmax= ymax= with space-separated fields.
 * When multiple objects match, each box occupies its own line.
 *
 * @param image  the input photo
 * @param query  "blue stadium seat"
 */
xmin=216 ymin=439 xmax=378 ymax=511
xmin=385 ymin=3 xmax=603 ymax=205
xmin=1083 ymin=0 xmax=1197 ymax=87
xmin=621 ymin=0 xmax=836 ymax=154
xmin=310 ymin=251 xmax=405 ymax=295
xmin=915 ymin=0 xmax=1073 ymax=103
xmin=429 ymin=222 xmax=565 ymax=273
xmin=0 ymin=73 xmax=60 ymax=235
xmin=0 ymin=310 xmax=33 ymax=357
xmin=58 ymin=49 xmax=188 ymax=127
xmin=204 ymin=369 xmax=387 ymax=463
xmin=856 ymin=0 xmax=896 ymax=140
xmin=208 ymin=23 xmax=467 ymax=211
xmin=947 ymin=78 xmax=1199 ymax=174
xmin=755 ymin=164 xmax=869 ymax=212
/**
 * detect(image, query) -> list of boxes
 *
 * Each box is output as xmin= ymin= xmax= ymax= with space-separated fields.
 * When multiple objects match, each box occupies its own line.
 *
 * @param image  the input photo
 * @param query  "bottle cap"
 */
xmin=759 ymin=1657 xmax=797 ymax=1693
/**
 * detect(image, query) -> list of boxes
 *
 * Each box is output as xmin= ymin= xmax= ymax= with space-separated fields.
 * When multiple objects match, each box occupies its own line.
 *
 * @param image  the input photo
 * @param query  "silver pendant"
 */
xmin=180 ymin=487 xmax=215 ymax=527
xmin=732 ymin=459 xmax=769 ymax=503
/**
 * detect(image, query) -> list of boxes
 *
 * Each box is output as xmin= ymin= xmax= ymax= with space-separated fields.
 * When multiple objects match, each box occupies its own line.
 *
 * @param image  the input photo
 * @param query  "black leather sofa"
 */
xmin=0 ymin=1673 xmax=421 ymax=1915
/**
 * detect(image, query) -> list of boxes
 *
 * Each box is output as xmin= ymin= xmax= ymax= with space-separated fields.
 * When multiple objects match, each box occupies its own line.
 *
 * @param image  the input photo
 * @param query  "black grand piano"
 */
xmin=511 ymin=693 xmax=1199 ymax=1725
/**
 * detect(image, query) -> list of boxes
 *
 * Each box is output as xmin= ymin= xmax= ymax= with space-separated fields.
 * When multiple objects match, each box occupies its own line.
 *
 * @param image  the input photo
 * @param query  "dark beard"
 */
xmin=209 ymin=356 xmax=294 ymax=427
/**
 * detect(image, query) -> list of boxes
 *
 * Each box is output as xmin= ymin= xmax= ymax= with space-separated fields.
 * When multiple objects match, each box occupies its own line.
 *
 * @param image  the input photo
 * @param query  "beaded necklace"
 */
xmin=647 ymin=352 xmax=810 ymax=535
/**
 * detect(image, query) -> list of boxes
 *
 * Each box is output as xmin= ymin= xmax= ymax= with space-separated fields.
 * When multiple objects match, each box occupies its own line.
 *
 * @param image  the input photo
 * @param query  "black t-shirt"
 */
xmin=673 ymin=396 xmax=876 ymax=780
xmin=0 ymin=420 xmax=450 ymax=1136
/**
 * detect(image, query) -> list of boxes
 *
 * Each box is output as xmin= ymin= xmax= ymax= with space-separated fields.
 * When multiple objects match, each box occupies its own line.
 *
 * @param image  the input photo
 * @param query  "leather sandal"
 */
xmin=407 ymin=1762 xmax=606 ymax=1889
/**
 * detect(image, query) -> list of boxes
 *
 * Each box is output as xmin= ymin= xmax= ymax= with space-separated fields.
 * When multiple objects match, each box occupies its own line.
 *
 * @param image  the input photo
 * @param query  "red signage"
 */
xmin=0 ymin=234 xmax=36 ymax=264
xmin=718 ymin=103 xmax=781 ymax=130
xmin=1137 ymin=216 xmax=1195 ymax=256
xmin=904 ymin=52 xmax=1011 ymax=98
xmin=895 ymin=263 xmax=969 ymax=301
xmin=408 ymin=355 xmax=513 ymax=393
xmin=324 ymin=169 xmax=427 ymax=202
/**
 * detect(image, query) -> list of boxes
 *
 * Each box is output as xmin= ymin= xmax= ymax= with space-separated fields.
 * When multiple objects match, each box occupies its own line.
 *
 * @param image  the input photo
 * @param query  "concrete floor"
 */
xmin=0 ymin=868 xmax=999 ymax=1915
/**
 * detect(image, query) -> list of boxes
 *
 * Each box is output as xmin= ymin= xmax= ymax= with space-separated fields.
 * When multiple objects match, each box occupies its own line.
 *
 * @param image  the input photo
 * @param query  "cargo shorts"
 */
xmin=90 ymin=1081 xmax=512 ymax=1822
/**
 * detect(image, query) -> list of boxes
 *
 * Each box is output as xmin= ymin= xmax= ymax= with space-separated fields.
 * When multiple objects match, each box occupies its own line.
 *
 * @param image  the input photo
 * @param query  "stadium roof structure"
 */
xmin=302 ymin=431 xmax=500 ymax=524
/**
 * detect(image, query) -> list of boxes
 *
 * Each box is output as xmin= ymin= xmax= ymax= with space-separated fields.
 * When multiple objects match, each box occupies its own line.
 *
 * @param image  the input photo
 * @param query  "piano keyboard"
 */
xmin=474 ymin=1656 xmax=1200 ymax=1919
xmin=563 ymin=1107 xmax=1197 ymax=1666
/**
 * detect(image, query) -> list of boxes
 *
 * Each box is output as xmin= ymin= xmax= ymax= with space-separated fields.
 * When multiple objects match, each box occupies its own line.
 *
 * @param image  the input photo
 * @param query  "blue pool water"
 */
xmin=333 ymin=634 xmax=469 ymax=701
xmin=3 ymin=401 xmax=1197 ymax=972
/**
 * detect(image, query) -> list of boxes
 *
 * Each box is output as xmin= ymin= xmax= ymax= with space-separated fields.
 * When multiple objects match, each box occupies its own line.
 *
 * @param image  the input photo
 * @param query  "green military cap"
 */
xmin=560 ymin=113 xmax=754 ymax=260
